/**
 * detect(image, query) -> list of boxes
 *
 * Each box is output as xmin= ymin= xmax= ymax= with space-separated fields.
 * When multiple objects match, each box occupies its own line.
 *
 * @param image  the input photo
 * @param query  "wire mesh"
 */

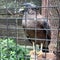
xmin=0 ymin=0 xmax=60 ymax=60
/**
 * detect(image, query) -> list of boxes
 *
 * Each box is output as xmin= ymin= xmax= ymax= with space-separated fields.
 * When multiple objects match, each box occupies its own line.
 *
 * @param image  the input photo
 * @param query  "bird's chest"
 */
xmin=26 ymin=29 xmax=46 ymax=39
xmin=26 ymin=29 xmax=46 ymax=45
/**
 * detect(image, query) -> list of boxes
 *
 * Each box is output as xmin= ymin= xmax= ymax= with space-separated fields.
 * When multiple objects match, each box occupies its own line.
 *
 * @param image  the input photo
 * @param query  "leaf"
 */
xmin=0 ymin=38 xmax=30 ymax=60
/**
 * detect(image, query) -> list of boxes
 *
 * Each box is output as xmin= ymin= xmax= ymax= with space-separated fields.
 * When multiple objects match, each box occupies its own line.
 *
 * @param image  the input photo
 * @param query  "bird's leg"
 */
xmin=37 ymin=43 xmax=43 ymax=56
xmin=40 ymin=43 xmax=43 ymax=52
xmin=33 ymin=42 xmax=35 ymax=50
xmin=29 ymin=42 xmax=35 ymax=55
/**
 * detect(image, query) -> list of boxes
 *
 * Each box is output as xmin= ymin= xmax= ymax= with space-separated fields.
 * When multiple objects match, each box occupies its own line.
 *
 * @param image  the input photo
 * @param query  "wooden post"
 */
xmin=42 ymin=0 xmax=48 ymax=17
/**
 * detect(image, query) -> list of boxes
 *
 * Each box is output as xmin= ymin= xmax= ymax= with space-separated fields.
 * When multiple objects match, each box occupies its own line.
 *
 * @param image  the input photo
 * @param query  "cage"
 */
xmin=0 ymin=0 xmax=60 ymax=60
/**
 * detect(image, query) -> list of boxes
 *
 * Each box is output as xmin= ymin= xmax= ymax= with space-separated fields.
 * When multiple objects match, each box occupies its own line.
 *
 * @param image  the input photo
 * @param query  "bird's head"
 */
xmin=18 ymin=2 xmax=39 ymax=14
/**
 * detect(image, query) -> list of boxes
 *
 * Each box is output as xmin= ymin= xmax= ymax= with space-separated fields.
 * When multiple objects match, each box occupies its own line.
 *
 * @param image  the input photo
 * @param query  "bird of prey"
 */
xmin=19 ymin=3 xmax=51 ymax=52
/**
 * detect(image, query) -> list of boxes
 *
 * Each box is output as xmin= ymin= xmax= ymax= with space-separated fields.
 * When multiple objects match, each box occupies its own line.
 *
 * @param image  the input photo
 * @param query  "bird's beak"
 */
xmin=18 ymin=7 xmax=25 ymax=13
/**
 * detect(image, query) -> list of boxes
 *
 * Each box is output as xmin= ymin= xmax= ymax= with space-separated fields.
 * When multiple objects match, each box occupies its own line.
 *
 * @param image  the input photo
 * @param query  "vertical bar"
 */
xmin=5 ymin=0 xmax=10 ymax=60
xmin=24 ymin=2 xmax=28 ymax=60
xmin=14 ymin=0 xmax=18 ymax=60
xmin=44 ymin=0 xmax=48 ymax=59
xmin=57 ymin=0 xmax=60 ymax=60
xmin=35 ymin=5 xmax=37 ymax=60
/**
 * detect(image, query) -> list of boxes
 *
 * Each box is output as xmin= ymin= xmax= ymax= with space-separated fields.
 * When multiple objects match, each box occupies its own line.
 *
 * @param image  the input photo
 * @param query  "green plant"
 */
xmin=0 ymin=38 xmax=30 ymax=60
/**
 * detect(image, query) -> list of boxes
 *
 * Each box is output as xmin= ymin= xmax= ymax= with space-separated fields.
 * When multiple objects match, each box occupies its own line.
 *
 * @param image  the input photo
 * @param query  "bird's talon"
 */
xmin=37 ymin=51 xmax=43 ymax=56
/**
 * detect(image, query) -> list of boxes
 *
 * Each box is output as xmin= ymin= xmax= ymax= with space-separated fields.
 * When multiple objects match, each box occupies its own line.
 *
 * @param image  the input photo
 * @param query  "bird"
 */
xmin=19 ymin=3 xmax=51 ymax=52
